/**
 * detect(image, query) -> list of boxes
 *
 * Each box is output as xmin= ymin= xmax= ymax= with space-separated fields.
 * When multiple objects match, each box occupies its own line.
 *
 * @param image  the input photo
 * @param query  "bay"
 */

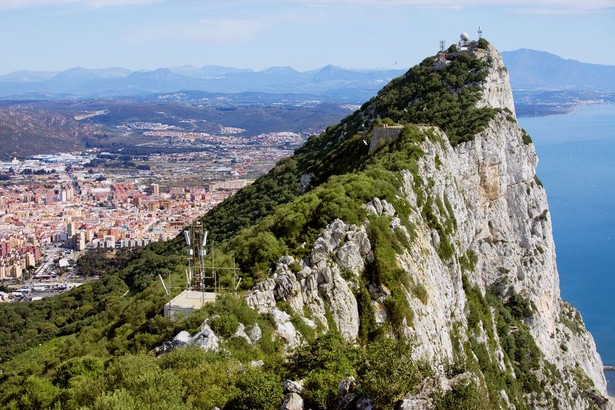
xmin=518 ymin=104 xmax=615 ymax=395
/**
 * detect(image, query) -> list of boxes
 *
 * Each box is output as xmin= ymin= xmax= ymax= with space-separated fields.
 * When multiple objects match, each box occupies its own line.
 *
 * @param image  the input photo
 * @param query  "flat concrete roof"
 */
xmin=166 ymin=290 xmax=217 ymax=310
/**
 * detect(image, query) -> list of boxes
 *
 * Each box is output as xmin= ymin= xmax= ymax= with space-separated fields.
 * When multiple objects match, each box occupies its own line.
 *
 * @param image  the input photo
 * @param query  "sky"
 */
xmin=0 ymin=0 xmax=614 ymax=75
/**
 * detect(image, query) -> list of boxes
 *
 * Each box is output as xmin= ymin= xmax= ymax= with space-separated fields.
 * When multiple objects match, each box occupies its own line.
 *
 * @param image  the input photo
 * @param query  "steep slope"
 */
xmin=212 ymin=40 xmax=610 ymax=408
xmin=0 ymin=40 xmax=609 ymax=410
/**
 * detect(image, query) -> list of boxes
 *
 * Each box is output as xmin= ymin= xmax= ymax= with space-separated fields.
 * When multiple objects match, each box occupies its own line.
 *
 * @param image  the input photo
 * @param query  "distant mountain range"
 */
xmin=0 ymin=65 xmax=406 ymax=102
xmin=501 ymin=49 xmax=615 ymax=90
xmin=0 ymin=49 xmax=613 ymax=102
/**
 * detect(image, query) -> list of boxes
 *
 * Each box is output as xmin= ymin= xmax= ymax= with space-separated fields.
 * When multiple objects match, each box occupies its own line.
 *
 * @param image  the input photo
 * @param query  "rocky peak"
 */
xmin=474 ymin=43 xmax=517 ymax=115
xmin=234 ymin=40 xmax=610 ymax=409
xmin=179 ymin=39 xmax=612 ymax=410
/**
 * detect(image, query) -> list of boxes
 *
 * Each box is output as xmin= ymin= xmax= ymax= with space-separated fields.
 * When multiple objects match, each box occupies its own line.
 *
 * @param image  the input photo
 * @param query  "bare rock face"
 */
xmin=247 ymin=43 xmax=609 ymax=409
xmin=388 ymin=44 xmax=607 ymax=407
xmin=474 ymin=44 xmax=516 ymax=116
xmin=246 ymin=220 xmax=369 ymax=342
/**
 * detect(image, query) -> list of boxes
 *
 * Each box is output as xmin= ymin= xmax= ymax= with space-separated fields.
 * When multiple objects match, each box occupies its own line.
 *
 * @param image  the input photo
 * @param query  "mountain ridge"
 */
xmin=0 ymin=40 xmax=610 ymax=409
xmin=1 ymin=49 xmax=614 ymax=101
xmin=502 ymin=48 xmax=615 ymax=89
xmin=0 ymin=65 xmax=406 ymax=101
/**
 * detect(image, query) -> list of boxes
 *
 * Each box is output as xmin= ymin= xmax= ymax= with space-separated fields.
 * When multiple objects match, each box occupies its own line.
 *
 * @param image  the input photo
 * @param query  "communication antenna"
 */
xmin=183 ymin=222 xmax=217 ymax=293
xmin=439 ymin=40 xmax=445 ymax=52
xmin=163 ymin=222 xmax=241 ymax=298
xmin=478 ymin=26 xmax=483 ymax=39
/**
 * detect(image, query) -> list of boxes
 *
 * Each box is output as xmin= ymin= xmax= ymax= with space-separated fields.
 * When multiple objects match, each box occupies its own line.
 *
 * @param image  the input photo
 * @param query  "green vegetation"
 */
xmin=459 ymin=250 xmax=478 ymax=272
xmin=521 ymin=128 xmax=533 ymax=145
xmin=0 ymin=42 xmax=583 ymax=410
xmin=560 ymin=301 xmax=585 ymax=336
xmin=374 ymin=51 xmax=499 ymax=145
xmin=357 ymin=337 xmax=432 ymax=408
xmin=288 ymin=332 xmax=359 ymax=409
xmin=199 ymin=48 xmax=498 ymax=245
xmin=434 ymin=378 xmax=488 ymax=409
xmin=287 ymin=332 xmax=432 ymax=410
xmin=477 ymin=38 xmax=490 ymax=49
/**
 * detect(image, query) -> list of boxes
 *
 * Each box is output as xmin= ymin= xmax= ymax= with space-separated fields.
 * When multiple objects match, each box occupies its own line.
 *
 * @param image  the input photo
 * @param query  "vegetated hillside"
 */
xmin=0 ymin=107 xmax=90 ymax=160
xmin=0 ymin=97 xmax=350 ymax=159
xmin=201 ymin=44 xmax=499 ymax=244
xmin=0 ymin=39 xmax=609 ymax=410
xmin=0 ymin=98 xmax=351 ymax=159
xmin=79 ymin=100 xmax=350 ymax=136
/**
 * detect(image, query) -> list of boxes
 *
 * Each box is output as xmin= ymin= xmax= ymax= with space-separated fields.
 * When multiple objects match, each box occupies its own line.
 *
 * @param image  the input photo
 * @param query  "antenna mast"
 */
xmin=184 ymin=222 xmax=215 ymax=292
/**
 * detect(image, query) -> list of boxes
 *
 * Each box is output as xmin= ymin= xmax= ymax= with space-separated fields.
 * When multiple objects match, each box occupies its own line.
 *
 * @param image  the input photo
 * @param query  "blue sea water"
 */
xmin=518 ymin=104 xmax=615 ymax=396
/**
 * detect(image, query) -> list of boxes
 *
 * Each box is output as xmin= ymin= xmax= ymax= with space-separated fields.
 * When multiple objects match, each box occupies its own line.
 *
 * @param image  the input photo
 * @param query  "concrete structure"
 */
xmin=369 ymin=125 xmax=404 ymax=154
xmin=164 ymin=290 xmax=217 ymax=320
xmin=210 ymin=179 xmax=251 ymax=191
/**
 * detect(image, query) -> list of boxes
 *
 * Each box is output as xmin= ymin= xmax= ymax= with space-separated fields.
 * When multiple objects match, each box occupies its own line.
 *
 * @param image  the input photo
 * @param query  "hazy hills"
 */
xmin=0 ymin=65 xmax=406 ymax=102
xmin=0 ymin=98 xmax=353 ymax=160
xmin=1 ymin=50 xmax=614 ymax=102
xmin=0 ymin=106 xmax=97 ymax=159
xmin=1 ymin=48 xmax=614 ymax=160
xmin=501 ymin=48 xmax=615 ymax=90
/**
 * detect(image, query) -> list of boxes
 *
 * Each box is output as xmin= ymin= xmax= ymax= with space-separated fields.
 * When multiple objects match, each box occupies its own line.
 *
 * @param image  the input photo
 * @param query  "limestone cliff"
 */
xmin=244 ymin=43 xmax=610 ymax=409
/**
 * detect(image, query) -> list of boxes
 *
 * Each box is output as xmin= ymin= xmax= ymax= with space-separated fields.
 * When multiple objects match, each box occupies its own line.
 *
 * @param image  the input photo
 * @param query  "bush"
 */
xmin=225 ymin=368 xmax=283 ymax=410
xmin=435 ymin=379 xmax=488 ymax=409
xmin=357 ymin=337 xmax=431 ymax=408
xmin=287 ymin=333 xmax=359 ymax=409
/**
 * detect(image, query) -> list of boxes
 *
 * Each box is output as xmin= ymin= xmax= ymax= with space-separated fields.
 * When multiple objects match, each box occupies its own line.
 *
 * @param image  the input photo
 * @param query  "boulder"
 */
xmin=191 ymin=323 xmax=219 ymax=352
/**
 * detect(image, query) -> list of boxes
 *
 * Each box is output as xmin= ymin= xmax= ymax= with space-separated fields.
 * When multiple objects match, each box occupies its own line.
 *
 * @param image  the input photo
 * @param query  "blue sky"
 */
xmin=0 ymin=0 xmax=614 ymax=74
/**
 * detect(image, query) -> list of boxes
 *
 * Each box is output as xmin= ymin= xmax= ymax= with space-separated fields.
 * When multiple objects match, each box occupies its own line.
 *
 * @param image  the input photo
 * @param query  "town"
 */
xmin=0 ymin=130 xmax=306 ymax=301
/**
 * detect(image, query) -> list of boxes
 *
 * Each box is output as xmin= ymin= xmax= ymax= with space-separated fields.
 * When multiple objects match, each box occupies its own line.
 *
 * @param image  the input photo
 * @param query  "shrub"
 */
xmin=225 ymin=368 xmax=283 ymax=410
xmin=357 ymin=337 xmax=431 ymax=408
xmin=287 ymin=333 xmax=359 ymax=409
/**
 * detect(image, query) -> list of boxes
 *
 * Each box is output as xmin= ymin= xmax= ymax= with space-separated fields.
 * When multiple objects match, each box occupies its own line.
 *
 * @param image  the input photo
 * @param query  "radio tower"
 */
xmin=439 ymin=40 xmax=445 ymax=52
xmin=478 ymin=26 xmax=483 ymax=39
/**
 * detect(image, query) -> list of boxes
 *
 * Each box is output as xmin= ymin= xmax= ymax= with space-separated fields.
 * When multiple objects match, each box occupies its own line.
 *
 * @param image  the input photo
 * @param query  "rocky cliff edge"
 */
xmin=245 ymin=43 xmax=610 ymax=409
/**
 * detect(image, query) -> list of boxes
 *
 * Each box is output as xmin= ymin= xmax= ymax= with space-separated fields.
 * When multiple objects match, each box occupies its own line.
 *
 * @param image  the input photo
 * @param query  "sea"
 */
xmin=518 ymin=104 xmax=615 ymax=396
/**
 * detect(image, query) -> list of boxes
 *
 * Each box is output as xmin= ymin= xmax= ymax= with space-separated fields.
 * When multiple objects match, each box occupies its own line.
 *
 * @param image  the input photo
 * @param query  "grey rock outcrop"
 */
xmin=281 ymin=380 xmax=304 ymax=410
xmin=247 ymin=43 xmax=608 ymax=409
xmin=190 ymin=323 xmax=220 ymax=351
xmin=246 ymin=220 xmax=370 ymax=341
xmin=156 ymin=321 xmax=220 ymax=353
xmin=234 ymin=323 xmax=252 ymax=345
xmin=280 ymin=393 xmax=303 ymax=410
